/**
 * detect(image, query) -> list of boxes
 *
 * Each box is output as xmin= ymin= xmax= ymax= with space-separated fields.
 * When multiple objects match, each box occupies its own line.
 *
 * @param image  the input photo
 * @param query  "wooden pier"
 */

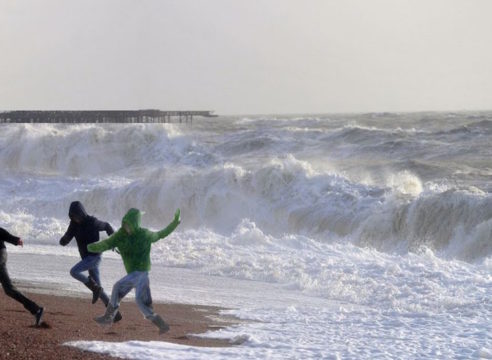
xmin=0 ymin=110 xmax=217 ymax=123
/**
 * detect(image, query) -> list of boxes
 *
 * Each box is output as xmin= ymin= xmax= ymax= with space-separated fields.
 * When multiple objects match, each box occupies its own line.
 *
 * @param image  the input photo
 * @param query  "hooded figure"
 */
xmin=61 ymin=201 xmax=114 ymax=259
xmin=0 ymin=227 xmax=44 ymax=326
xmin=88 ymin=208 xmax=180 ymax=333
xmin=59 ymin=201 xmax=122 ymax=322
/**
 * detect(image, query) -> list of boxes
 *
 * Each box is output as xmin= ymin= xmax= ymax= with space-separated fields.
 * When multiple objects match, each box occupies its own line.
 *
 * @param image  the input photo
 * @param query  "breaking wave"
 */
xmin=1 ymin=117 xmax=491 ymax=262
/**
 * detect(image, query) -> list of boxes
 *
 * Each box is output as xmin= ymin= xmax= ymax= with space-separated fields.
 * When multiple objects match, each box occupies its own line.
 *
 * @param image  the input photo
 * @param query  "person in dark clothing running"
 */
xmin=59 ymin=201 xmax=122 ymax=321
xmin=0 ymin=227 xmax=44 ymax=326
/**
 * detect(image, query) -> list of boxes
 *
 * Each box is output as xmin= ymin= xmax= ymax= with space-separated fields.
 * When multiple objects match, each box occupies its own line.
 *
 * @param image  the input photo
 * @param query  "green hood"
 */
xmin=122 ymin=208 xmax=141 ymax=234
xmin=88 ymin=208 xmax=181 ymax=274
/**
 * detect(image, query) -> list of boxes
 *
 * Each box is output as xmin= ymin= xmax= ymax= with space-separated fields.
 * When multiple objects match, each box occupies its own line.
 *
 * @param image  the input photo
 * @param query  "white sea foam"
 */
xmin=1 ymin=117 xmax=492 ymax=258
xmin=63 ymin=241 xmax=491 ymax=359
xmin=1 ymin=113 xmax=491 ymax=359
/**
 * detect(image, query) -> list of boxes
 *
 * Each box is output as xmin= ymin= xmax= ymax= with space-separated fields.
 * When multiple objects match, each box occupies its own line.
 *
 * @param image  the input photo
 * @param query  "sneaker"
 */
xmin=113 ymin=311 xmax=123 ymax=323
xmin=86 ymin=276 xmax=102 ymax=304
xmin=94 ymin=303 xmax=116 ymax=326
xmin=94 ymin=314 xmax=113 ymax=326
xmin=150 ymin=314 xmax=170 ymax=334
xmin=91 ymin=286 xmax=102 ymax=304
xmin=35 ymin=307 xmax=44 ymax=326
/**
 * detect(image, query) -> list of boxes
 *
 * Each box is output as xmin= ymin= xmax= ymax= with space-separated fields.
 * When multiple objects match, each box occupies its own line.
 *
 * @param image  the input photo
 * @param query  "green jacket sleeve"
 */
xmin=151 ymin=209 xmax=181 ymax=243
xmin=88 ymin=230 xmax=121 ymax=253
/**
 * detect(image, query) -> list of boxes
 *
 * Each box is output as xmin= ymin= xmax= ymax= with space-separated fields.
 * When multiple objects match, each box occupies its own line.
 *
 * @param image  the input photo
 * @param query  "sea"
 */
xmin=1 ymin=112 xmax=491 ymax=359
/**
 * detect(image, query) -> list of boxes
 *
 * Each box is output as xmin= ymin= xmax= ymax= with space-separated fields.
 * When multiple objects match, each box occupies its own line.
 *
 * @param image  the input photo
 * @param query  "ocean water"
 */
xmin=1 ymin=112 xmax=492 ymax=359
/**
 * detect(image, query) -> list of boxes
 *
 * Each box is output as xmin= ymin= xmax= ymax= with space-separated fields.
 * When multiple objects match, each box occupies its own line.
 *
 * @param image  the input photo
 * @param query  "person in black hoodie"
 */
xmin=59 ymin=201 xmax=121 ymax=322
xmin=0 ymin=227 xmax=44 ymax=326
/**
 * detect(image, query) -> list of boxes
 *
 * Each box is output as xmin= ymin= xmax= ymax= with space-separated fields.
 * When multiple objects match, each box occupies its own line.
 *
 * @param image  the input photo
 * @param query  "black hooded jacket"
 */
xmin=59 ymin=201 xmax=114 ymax=259
xmin=0 ymin=227 xmax=20 ymax=250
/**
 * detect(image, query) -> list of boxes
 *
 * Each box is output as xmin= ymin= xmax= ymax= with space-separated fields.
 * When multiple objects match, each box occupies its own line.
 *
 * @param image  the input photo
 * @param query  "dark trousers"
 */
xmin=0 ymin=249 xmax=40 ymax=315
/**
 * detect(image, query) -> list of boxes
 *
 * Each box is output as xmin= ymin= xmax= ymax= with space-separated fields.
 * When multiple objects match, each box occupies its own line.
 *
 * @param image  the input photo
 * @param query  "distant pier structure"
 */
xmin=0 ymin=110 xmax=217 ymax=123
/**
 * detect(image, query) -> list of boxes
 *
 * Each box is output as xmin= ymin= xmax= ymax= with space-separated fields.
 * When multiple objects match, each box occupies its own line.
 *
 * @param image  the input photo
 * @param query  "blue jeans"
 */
xmin=110 ymin=271 xmax=154 ymax=319
xmin=70 ymin=255 xmax=109 ymax=304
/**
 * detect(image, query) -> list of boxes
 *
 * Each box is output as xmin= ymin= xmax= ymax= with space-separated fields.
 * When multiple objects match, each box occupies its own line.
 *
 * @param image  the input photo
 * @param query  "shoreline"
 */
xmin=0 ymin=280 xmax=238 ymax=360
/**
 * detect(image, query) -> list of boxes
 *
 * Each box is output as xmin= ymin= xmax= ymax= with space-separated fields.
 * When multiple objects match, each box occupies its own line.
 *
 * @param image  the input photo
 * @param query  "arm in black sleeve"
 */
xmin=94 ymin=219 xmax=115 ymax=236
xmin=0 ymin=227 xmax=21 ymax=246
xmin=59 ymin=222 xmax=75 ymax=246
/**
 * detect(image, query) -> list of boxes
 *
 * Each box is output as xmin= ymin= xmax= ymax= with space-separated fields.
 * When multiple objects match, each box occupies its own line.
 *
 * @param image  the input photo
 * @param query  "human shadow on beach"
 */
xmin=29 ymin=321 xmax=52 ymax=329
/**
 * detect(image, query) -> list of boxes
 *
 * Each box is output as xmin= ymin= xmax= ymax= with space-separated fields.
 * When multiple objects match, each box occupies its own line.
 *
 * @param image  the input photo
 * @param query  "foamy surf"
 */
xmin=1 ymin=112 xmax=491 ymax=358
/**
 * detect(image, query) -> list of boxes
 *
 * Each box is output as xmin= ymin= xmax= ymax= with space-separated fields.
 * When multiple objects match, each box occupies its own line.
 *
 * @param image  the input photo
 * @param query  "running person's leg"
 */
xmin=95 ymin=272 xmax=135 ymax=325
xmin=87 ymin=257 xmax=111 ymax=303
xmin=88 ymin=258 xmax=122 ymax=321
xmin=70 ymin=255 xmax=102 ymax=303
xmin=135 ymin=272 xmax=169 ymax=333
xmin=134 ymin=272 xmax=154 ymax=318
xmin=0 ymin=249 xmax=43 ymax=324
xmin=70 ymin=255 xmax=101 ymax=284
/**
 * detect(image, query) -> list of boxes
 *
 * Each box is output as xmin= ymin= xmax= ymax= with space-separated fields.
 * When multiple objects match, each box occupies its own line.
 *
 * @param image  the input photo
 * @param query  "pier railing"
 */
xmin=0 ymin=110 xmax=217 ymax=123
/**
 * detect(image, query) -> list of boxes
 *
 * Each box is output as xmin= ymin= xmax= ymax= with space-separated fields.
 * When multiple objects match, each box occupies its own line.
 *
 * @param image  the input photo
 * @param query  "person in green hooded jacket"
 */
xmin=87 ymin=208 xmax=180 ymax=333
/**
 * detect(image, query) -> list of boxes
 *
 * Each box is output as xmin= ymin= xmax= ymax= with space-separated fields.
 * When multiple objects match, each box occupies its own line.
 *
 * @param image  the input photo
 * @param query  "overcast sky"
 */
xmin=1 ymin=0 xmax=492 ymax=115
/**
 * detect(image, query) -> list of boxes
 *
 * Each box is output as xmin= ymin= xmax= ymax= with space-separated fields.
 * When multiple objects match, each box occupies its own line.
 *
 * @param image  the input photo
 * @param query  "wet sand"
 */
xmin=0 ymin=283 xmax=236 ymax=360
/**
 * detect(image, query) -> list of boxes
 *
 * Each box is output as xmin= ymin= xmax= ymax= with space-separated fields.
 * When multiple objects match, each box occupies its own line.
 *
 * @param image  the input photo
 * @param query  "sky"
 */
xmin=1 ymin=0 xmax=492 ymax=115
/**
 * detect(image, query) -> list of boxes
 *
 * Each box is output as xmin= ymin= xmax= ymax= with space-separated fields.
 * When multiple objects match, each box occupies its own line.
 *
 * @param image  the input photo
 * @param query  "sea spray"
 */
xmin=2 ymin=114 xmax=491 ymax=359
xmin=1 ymin=114 xmax=492 ymax=262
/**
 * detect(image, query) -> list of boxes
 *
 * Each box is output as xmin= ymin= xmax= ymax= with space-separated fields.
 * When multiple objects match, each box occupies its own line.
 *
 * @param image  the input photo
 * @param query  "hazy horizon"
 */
xmin=2 ymin=0 xmax=492 ymax=115
xmin=2 ymin=108 xmax=492 ymax=118
xmin=2 ymin=107 xmax=492 ymax=118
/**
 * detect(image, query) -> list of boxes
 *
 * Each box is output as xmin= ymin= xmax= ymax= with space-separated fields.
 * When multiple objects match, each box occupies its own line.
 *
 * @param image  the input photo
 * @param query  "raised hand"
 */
xmin=174 ymin=209 xmax=181 ymax=225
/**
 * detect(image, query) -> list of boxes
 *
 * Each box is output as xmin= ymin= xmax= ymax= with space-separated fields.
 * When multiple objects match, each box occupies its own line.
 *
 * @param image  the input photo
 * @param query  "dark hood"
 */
xmin=69 ymin=201 xmax=88 ymax=220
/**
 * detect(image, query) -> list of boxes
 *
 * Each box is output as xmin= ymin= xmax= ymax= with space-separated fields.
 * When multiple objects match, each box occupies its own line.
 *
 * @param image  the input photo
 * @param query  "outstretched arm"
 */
xmin=87 ymin=230 xmax=121 ymax=253
xmin=150 ymin=209 xmax=181 ymax=243
xmin=0 ymin=228 xmax=21 ymax=246
xmin=59 ymin=222 xmax=76 ymax=246
xmin=94 ymin=219 xmax=115 ymax=236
